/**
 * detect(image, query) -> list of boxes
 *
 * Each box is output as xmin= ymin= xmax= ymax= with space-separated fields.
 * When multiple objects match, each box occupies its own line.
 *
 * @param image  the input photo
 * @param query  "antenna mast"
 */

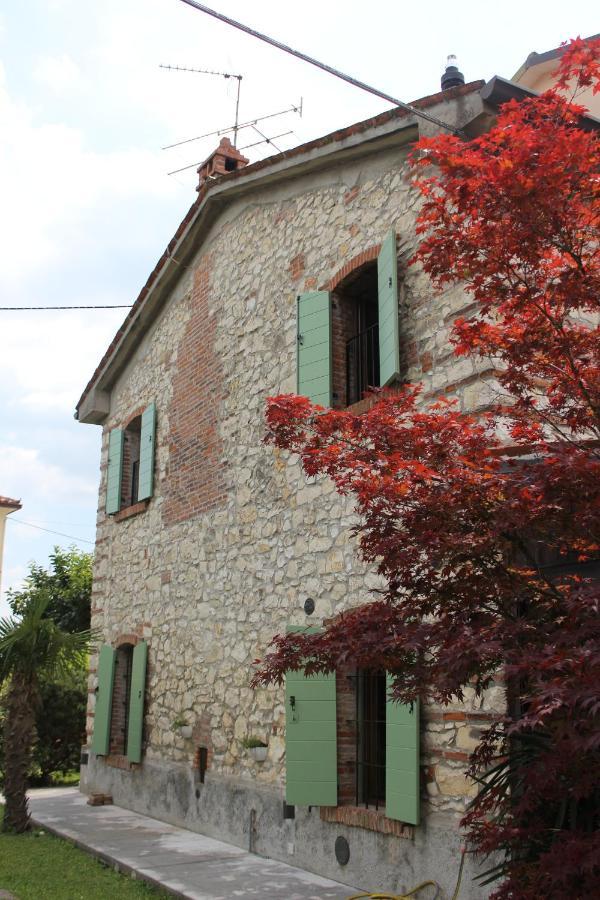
xmin=160 ymin=63 xmax=244 ymax=146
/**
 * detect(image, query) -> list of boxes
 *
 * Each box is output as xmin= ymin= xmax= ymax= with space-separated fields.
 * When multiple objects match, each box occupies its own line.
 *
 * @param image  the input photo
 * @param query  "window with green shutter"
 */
xmin=92 ymin=644 xmax=116 ymax=755
xmin=377 ymin=231 xmax=401 ymax=387
xmin=91 ymin=641 xmax=149 ymax=764
xmin=283 ymin=657 xmax=420 ymax=824
xmin=285 ymin=668 xmax=338 ymax=806
xmin=127 ymin=641 xmax=148 ymax=763
xmin=297 ymin=291 xmax=332 ymax=406
xmin=137 ymin=404 xmax=156 ymax=501
xmin=284 ymin=625 xmax=337 ymax=807
xmin=318 ymin=232 xmax=400 ymax=408
xmin=106 ymin=403 xmax=156 ymax=515
xmin=106 ymin=430 xmax=124 ymax=515
xmin=385 ymin=673 xmax=420 ymax=825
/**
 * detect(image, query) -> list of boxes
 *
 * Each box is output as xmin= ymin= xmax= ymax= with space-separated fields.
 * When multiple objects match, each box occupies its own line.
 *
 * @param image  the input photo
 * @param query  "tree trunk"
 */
xmin=2 ymin=673 xmax=38 ymax=833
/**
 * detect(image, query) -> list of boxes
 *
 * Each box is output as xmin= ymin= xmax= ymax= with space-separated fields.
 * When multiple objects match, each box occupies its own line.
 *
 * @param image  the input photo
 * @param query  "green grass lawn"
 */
xmin=0 ymin=806 xmax=170 ymax=900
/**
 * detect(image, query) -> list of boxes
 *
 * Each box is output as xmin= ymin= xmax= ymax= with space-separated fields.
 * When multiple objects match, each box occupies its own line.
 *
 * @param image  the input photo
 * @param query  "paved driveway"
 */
xmin=28 ymin=789 xmax=359 ymax=900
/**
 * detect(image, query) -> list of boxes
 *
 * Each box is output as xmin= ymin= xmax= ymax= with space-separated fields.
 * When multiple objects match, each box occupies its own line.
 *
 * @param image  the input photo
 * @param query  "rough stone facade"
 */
xmin=83 ymin=125 xmax=501 ymax=895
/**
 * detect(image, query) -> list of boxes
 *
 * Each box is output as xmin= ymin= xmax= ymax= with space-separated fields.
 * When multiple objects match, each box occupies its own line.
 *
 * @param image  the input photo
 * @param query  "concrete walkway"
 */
xmin=29 ymin=788 xmax=359 ymax=900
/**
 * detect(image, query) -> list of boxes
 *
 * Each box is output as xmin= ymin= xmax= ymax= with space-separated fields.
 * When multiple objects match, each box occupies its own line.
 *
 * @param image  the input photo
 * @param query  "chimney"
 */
xmin=441 ymin=54 xmax=465 ymax=91
xmin=196 ymin=137 xmax=249 ymax=191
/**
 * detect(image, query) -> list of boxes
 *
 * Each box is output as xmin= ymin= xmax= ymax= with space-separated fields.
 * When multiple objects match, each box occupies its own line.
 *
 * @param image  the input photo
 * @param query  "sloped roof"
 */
xmin=76 ymin=80 xmax=485 ymax=419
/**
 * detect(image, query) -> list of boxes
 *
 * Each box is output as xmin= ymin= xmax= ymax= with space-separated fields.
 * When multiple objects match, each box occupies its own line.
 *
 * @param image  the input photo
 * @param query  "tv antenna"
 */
xmin=160 ymin=64 xmax=244 ymax=147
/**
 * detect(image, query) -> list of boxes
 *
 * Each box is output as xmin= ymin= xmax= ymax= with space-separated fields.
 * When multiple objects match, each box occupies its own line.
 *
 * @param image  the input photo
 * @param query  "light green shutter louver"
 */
xmin=105 ymin=429 xmax=124 ymax=515
xmin=285 ymin=626 xmax=337 ymax=806
xmin=377 ymin=231 xmax=401 ymax=387
xmin=137 ymin=403 xmax=156 ymax=501
xmin=297 ymin=291 xmax=332 ymax=406
xmin=92 ymin=644 xmax=116 ymax=756
xmin=385 ymin=673 xmax=420 ymax=824
xmin=126 ymin=641 xmax=148 ymax=764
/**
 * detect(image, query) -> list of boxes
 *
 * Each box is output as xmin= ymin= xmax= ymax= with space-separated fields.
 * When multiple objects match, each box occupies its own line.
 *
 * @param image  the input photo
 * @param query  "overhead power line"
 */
xmin=177 ymin=0 xmax=464 ymax=137
xmin=0 ymin=305 xmax=133 ymax=311
xmin=9 ymin=517 xmax=94 ymax=545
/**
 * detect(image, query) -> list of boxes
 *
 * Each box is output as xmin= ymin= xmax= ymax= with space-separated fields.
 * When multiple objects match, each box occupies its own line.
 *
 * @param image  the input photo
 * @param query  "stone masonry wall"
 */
xmin=87 ymin=142 xmax=503 ymax=830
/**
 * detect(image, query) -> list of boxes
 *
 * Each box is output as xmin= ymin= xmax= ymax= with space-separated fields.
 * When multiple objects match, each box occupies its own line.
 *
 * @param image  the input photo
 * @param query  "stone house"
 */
xmin=77 ymin=71 xmax=534 ymax=896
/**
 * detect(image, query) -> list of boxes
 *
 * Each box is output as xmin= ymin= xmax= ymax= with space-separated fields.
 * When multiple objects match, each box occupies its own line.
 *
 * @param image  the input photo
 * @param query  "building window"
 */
xmin=296 ymin=231 xmax=401 ymax=410
xmin=121 ymin=416 xmax=142 ymax=509
xmin=109 ymin=643 xmax=134 ymax=756
xmin=338 ymin=669 xmax=387 ymax=809
xmin=332 ymin=262 xmax=380 ymax=408
xmin=105 ymin=403 xmax=156 ymax=516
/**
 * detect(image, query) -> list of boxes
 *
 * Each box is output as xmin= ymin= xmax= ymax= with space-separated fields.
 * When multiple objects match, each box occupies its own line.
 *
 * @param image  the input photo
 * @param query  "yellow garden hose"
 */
xmin=346 ymin=847 xmax=465 ymax=900
xmin=346 ymin=882 xmax=440 ymax=900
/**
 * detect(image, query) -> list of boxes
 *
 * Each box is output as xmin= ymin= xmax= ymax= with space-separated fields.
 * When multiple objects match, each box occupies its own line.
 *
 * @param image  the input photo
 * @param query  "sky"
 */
xmin=0 ymin=0 xmax=598 ymax=616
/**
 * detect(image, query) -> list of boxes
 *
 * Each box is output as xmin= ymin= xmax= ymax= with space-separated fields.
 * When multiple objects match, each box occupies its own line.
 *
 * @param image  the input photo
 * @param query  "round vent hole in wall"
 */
xmin=335 ymin=835 xmax=350 ymax=866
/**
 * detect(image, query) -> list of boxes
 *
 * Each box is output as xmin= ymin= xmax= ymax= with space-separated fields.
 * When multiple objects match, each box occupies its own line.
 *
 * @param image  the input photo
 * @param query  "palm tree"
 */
xmin=0 ymin=594 xmax=92 ymax=832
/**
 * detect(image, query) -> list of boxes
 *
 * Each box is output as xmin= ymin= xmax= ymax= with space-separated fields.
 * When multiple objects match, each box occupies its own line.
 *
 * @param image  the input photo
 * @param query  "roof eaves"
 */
xmin=0 ymin=496 xmax=22 ymax=510
xmin=481 ymin=75 xmax=600 ymax=131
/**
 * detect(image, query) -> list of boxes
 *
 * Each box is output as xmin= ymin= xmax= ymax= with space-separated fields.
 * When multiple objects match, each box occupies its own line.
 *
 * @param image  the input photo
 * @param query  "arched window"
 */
xmin=91 ymin=640 xmax=148 ymax=763
xmin=296 ymin=232 xmax=401 ymax=410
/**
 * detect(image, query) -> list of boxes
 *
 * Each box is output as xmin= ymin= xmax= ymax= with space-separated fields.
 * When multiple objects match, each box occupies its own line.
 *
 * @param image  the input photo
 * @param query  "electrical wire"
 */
xmin=177 ymin=0 xmax=465 ymax=137
xmin=9 ymin=518 xmax=94 ymax=545
xmin=0 ymin=305 xmax=133 ymax=311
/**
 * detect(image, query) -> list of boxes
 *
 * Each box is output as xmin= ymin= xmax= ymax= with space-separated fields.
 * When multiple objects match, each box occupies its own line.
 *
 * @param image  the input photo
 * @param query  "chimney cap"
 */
xmin=196 ymin=136 xmax=250 ymax=191
xmin=441 ymin=54 xmax=465 ymax=91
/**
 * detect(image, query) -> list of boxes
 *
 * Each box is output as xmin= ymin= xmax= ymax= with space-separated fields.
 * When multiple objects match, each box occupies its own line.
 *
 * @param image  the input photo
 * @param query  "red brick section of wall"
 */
xmin=289 ymin=253 xmax=305 ymax=282
xmin=163 ymin=253 xmax=228 ymax=525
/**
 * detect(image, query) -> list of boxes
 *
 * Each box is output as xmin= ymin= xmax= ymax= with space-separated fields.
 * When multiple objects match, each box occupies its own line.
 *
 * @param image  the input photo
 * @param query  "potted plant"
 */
xmin=241 ymin=736 xmax=268 ymax=762
xmin=171 ymin=715 xmax=193 ymax=740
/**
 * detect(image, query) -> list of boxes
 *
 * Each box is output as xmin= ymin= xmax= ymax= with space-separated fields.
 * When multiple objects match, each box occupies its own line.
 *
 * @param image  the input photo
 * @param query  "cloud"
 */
xmin=0 ymin=309 xmax=124 ymax=414
xmin=33 ymin=53 xmax=82 ymax=94
xmin=0 ymin=444 xmax=97 ymax=505
xmin=0 ymin=59 xmax=179 ymax=293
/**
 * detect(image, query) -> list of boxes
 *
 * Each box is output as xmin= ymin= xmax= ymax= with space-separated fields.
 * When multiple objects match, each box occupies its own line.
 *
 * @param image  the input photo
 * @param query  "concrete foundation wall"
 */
xmin=82 ymin=753 xmax=490 ymax=898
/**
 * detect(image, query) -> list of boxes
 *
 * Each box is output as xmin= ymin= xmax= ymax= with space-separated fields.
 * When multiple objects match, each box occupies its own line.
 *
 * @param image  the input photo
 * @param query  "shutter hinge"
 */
xmin=388 ymin=276 xmax=393 ymax=288
xmin=297 ymin=334 xmax=304 ymax=345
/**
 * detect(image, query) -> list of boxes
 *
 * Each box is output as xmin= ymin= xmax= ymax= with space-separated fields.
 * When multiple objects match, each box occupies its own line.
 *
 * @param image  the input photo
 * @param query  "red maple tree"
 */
xmin=255 ymin=39 xmax=600 ymax=898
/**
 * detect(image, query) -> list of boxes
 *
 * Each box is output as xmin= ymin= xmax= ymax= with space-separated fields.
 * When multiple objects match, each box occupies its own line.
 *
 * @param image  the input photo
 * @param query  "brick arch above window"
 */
xmin=122 ymin=405 xmax=147 ymax=431
xmin=320 ymin=244 xmax=382 ymax=293
xmin=113 ymin=632 xmax=141 ymax=648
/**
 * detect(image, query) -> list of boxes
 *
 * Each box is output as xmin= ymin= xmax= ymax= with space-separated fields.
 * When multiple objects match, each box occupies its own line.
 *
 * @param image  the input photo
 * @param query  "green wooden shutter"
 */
xmin=285 ymin=626 xmax=337 ymax=806
xmin=126 ymin=641 xmax=148 ymax=764
xmin=385 ymin=673 xmax=420 ymax=824
xmin=297 ymin=291 xmax=332 ymax=406
xmin=137 ymin=404 xmax=156 ymax=501
xmin=377 ymin=231 xmax=400 ymax=387
xmin=92 ymin=644 xmax=116 ymax=756
xmin=105 ymin=429 xmax=124 ymax=515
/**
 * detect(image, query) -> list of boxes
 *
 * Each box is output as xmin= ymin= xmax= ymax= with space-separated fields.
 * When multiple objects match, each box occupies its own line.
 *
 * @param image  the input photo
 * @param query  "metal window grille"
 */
xmin=122 ymin=647 xmax=134 ymax=746
xmin=349 ymin=670 xmax=386 ymax=809
xmin=346 ymin=322 xmax=380 ymax=406
xmin=131 ymin=458 xmax=140 ymax=505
